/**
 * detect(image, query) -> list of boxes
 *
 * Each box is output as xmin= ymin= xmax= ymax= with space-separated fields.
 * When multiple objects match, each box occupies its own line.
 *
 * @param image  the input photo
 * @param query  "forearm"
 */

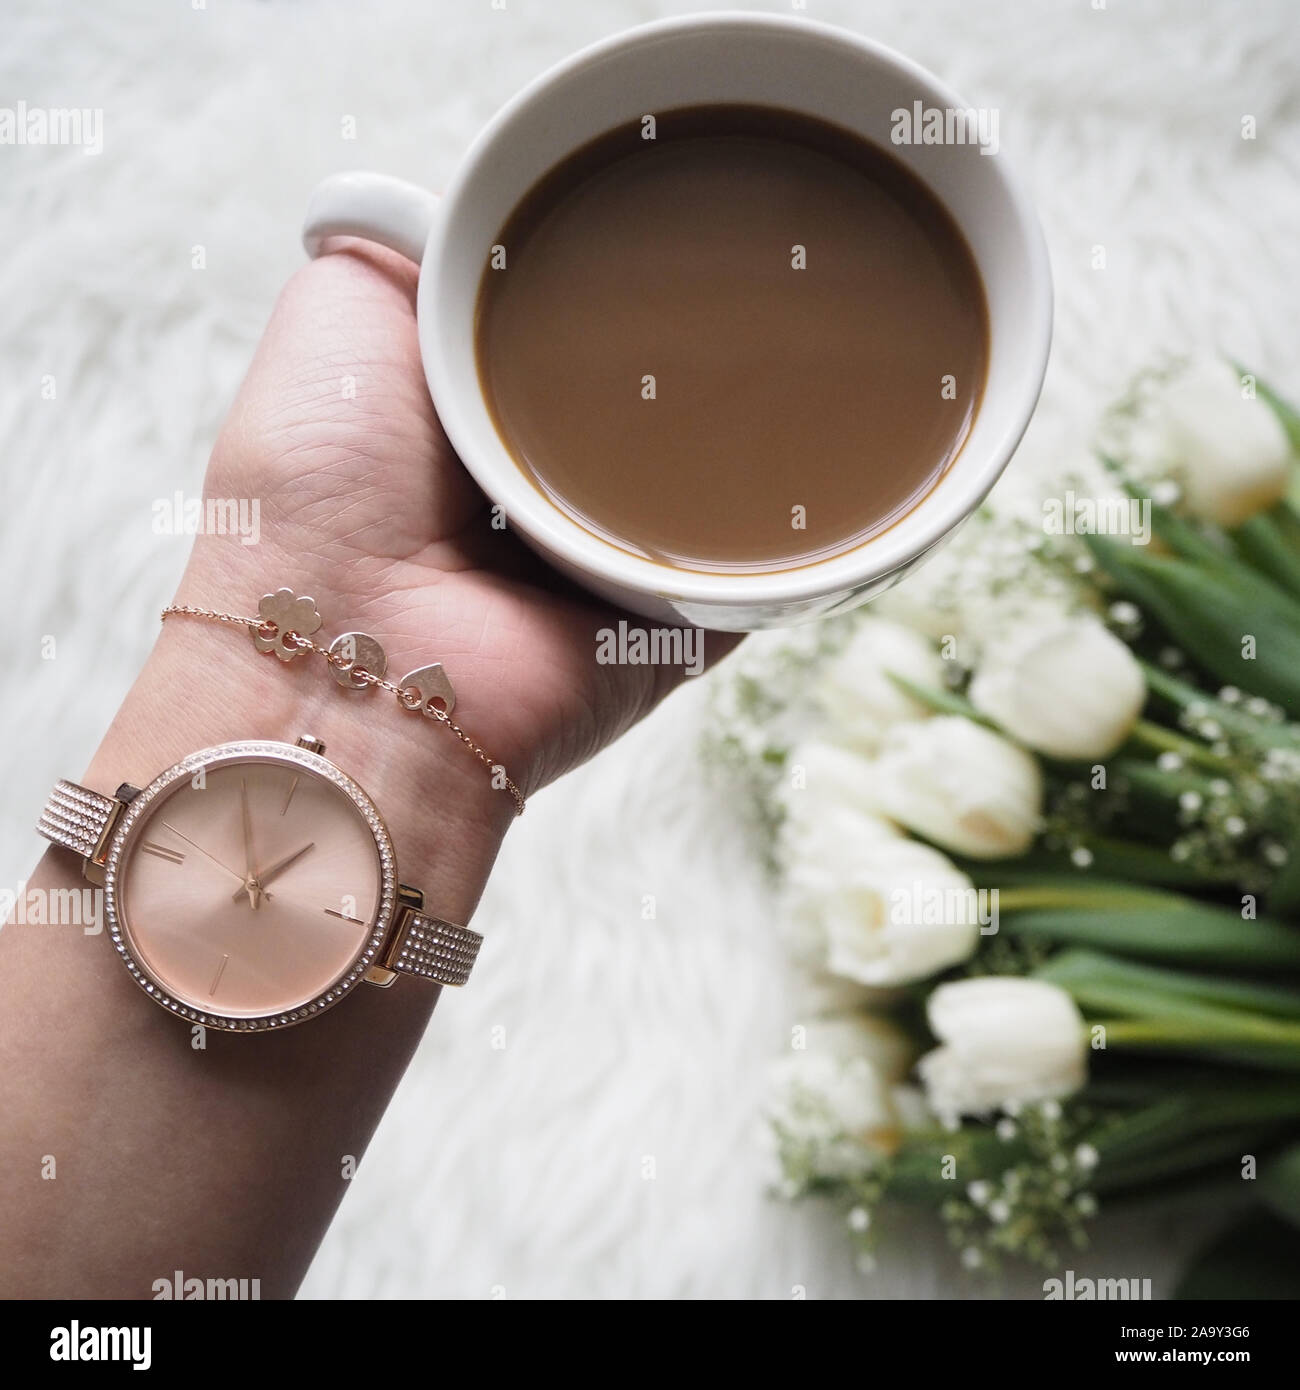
xmin=0 ymin=560 xmax=513 ymax=1298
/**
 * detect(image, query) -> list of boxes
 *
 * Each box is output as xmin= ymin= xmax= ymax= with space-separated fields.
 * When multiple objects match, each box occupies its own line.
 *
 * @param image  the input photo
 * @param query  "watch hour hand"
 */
xmin=231 ymin=842 xmax=315 ymax=902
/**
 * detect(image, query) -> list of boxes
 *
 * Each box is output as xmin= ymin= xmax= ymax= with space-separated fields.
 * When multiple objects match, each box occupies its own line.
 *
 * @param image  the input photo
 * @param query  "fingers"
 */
xmin=219 ymin=239 xmax=429 ymax=466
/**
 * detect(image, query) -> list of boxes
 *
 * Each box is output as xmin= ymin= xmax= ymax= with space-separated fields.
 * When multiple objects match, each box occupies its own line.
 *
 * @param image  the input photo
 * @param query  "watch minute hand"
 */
xmin=158 ymin=822 xmax=245 ymax=883
xmin=239 ymin=778 xmax=260 ymax=909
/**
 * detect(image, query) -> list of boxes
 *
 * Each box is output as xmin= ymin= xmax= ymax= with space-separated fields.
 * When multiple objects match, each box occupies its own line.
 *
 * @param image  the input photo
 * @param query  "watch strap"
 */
xmin=385 ymin=909 xmax=483 ymax=987
xmin=37 ymin=779 xmax=118 ymax=862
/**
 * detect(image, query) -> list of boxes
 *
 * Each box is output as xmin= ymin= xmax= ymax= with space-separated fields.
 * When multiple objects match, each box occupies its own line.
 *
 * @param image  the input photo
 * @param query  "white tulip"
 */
xmin=863 ymin=717 xmax=1042 ymax=859
xmin=917 ymin=977 xmax=1087 ymax=1120
xmin=778 ymin=740 xmax=880 ymax=833
xmin=821 ymin=839 xmax=981 ymax=987
xmin=817 ymin=618 xmax=945 ymax=752
xmin=768 ymin=1017 xmax=917 ymax=1174
xmin=1156 ymin=360 xmax=1291 ymax=527
xmin=969 ymin=615 xmax=1146 ymax=759
xmin=778 ymin=742 xmax=982 ymax=984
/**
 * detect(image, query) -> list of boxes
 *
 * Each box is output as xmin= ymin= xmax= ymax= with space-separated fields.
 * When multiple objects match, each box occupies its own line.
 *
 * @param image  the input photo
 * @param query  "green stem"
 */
xmin=1099 ymin=1016 xmax=1300 ymax=1048
xmin=1127 ymin=718 xmax=1231 ymax=772
xmin=1142 ymin=660 xmax=1300 ymax=752
xmin=995 ymin=884 xmax=1170 ymax=914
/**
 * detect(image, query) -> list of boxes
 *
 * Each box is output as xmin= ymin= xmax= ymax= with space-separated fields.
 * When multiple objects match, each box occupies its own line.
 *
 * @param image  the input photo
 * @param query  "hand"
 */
xmin=197 ymin=241 xmax=736 ymax=787
xmin=90 ymin=239 xmax=740 ymax=921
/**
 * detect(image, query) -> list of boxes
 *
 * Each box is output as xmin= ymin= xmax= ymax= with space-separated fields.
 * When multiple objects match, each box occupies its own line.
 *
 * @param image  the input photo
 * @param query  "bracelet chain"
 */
xmin=160 ymin=602 xmax=525 ymax=816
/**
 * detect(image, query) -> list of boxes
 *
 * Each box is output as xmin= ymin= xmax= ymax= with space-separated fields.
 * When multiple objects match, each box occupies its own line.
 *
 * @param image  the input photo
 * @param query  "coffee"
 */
xmin=475 ymin=105 xmax=989 ymax=574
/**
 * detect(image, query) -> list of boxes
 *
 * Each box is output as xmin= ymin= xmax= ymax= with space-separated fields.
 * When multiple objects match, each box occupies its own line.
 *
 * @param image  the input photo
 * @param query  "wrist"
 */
xmin=83 ymin=578 xmax=514 ymax=927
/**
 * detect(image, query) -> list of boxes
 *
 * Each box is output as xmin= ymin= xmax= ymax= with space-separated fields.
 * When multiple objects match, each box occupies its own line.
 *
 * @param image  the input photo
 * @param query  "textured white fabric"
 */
xmin=3 ymin=0 xmax=1296 ymax=1298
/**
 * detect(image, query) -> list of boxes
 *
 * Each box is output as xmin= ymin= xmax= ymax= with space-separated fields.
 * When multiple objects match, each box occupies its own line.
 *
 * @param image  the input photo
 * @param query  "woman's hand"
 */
xmin=190 ymin=239 xmax=738 ymax=806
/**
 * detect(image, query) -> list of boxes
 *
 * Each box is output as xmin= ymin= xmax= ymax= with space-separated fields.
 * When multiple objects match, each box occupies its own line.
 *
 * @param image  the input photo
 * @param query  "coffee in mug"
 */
xmin=475 ymin=104 xmax=988 ymax=574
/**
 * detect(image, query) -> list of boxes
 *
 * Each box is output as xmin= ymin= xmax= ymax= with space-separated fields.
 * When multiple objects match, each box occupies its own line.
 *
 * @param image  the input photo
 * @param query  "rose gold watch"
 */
xmin=36 ymin=736 xmax=482 ymax=1033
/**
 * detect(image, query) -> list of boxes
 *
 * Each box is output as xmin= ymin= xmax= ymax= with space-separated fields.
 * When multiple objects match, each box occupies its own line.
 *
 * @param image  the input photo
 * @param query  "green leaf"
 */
xmin=1258 ymin=1142 xmax=1300 ymax=1229
xmin=1233 ymin=509 xmax=1300 ymax=600
xmin=959 ymin=840 xmax=1236 ymax=891
xmin=1038 ymin=947 xmax=1300 ymax=1022
xmin=1000 ymin=891 xmax=1300 ymax=971
xmin=1175 ymin=1211 xmax=1300 ymax=1299
xmin=1239 ymin=366 xmax=1300 ymax=454
xmin=885 ymin=672 xmax=995 ymax=726
xmin=1142 ymin=660 xmax=1300 ymax=752
xmin=1095 ymin=1125 xmax=1279 ymax=1197
xmin=1267 ymin=848 xmax=1300 ymax=920
xmin=1095 ymin=460 xmax=1233 ymax=571
xmin=1086 ymin=541 xmax=1300 ymax=718
xmin=1037 ymin=948 xmax=1300 ymax=1070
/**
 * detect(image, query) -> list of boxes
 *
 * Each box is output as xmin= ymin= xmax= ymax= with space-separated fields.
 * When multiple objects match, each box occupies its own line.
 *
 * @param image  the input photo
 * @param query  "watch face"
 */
xmin=104 ymin=743 xmax=396 ymax=1031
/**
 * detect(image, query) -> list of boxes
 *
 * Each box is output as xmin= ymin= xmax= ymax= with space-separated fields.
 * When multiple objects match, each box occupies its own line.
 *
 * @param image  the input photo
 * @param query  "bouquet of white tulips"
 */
xmin=713 ymin=360 xmax=1300 ymax=1291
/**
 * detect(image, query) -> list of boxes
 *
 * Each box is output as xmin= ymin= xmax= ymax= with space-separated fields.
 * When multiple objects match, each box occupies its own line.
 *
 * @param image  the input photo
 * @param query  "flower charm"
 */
xmin=252 ymin=587 xmax=322 ymax=662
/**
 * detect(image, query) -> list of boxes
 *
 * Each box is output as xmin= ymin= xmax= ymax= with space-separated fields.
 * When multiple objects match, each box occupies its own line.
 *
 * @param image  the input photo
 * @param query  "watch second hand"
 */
xmin=230 ymin=842 xmax=315 ymax=903
xmin=157 ymin=821 xmax=246 ymax=884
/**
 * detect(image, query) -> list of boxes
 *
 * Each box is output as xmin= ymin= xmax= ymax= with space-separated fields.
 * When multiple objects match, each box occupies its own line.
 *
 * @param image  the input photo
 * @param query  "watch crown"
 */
xmin=295 ymin=735 xmax=326 ymax=755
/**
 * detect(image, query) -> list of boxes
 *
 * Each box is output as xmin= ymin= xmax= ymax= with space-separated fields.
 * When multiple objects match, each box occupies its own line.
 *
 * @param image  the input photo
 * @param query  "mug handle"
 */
xmin=301 ymin=171 xmax=439 ymax=264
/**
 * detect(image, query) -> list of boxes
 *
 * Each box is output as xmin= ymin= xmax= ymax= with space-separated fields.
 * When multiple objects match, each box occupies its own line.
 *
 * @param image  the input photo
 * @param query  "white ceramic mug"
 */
xmin=302 ymin=12 xmax=1052 ymax=631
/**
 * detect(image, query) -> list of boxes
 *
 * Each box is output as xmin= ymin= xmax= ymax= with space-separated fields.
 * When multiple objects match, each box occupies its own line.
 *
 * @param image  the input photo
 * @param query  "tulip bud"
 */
xmin=1156 ymin=360 xmax=1291 ymax=527
xmin=816 ymin=618 xmax=944 ymax=753
xmin=969 ymin=615 xmax=1145 ymax=759
xmin=863 ymin=717 xmax=1042 ymax=859
xmin=779 ymin=741 xmax=984 ymax=984
xmin=822 ymin=838 xmax=980 ymax=986
xmin=917 ymin=977 xmax=1087 ymax=1119
xmin=768 ymin=1017 xmax=918 ymax=1173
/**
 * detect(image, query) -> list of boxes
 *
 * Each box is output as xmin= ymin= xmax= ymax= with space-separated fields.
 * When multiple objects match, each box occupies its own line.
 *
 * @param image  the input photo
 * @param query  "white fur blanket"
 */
xmin=3 ymin=0 xmax=1297 ymax=1298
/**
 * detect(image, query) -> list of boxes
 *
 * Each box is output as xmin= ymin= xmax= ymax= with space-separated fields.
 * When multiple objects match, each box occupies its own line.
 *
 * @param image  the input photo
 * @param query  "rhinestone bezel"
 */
xmin=103 ymin=741 xmax=397 ymax=1035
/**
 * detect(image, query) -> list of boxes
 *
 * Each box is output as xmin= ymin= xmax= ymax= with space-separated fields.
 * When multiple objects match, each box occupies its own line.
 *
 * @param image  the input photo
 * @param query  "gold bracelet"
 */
xmin=160 ymin=587 xmax=526 ymax=816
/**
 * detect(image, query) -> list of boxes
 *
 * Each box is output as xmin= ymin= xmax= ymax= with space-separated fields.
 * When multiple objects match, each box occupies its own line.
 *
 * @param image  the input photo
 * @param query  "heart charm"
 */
xmin=397 ymin=663 xmax=456 ymax=718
